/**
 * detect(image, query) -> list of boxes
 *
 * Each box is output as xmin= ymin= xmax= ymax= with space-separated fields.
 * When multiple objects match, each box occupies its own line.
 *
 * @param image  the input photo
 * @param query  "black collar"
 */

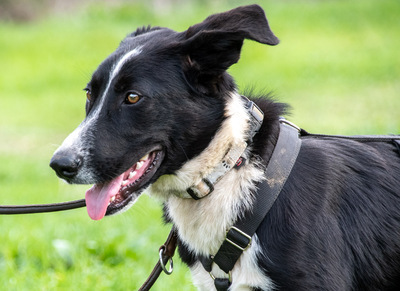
xmin=200 ymin=118 xmax=302 ymax=290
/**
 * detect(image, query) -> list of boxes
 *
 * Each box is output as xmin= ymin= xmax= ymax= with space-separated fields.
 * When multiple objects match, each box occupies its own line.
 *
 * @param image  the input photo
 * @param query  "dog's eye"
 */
xmin=85 ymin=89 xmax=92 ymax=101
xmin=125 ymin=93 xmax=141 ymax=104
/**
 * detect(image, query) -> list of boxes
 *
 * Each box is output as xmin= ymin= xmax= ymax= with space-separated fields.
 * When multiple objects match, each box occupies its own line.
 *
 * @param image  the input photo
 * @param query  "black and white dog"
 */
xmin=50 ymin=5 xmax=400 ymax=290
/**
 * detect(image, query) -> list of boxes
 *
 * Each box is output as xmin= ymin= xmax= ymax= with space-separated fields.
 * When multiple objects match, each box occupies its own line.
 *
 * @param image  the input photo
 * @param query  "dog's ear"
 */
xmin=181 ymin=5 xmax=278 ymax=95
xmin=185 ymin=5 xmax=279 ymax=47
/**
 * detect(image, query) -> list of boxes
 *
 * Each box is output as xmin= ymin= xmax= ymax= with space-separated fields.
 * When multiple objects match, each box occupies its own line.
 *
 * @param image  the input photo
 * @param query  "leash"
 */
xmin=0 ymin=196 xmax=176 ymax=291
xmin=138 ymin=227 xmax=178 ymax=291
xmin=0 ymin=196 xmax=177 ymax=291
xmin=0 ymin=199 xmax=86 ymax=214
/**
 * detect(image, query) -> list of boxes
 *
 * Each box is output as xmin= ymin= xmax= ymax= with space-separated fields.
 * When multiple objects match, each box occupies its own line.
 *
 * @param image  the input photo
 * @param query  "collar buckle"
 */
xmin=186 ymin=178 xmax=214 ymax=200
xmin=186 ymin=142 xmax=247 ymax=199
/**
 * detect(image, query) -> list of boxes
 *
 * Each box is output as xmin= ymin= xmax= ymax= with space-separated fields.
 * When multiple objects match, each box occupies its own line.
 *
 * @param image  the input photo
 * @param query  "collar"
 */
xmin=185 ymin=96 xmax=264 ymax=200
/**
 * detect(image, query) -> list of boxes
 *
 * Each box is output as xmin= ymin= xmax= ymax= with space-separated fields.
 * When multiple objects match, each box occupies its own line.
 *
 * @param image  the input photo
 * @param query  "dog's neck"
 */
xmin=150 ymin=92 xmax=258 ymax=200
xmin=148 ymin=92 xmax=266 ymax=255
xmin=184 ymin=95 xmax=263 ymax=200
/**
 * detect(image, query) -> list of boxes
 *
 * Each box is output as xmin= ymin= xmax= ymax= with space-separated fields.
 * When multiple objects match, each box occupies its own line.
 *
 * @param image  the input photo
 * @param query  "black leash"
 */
xmin=0 ymin=195 xmax=176 ymax=291
xmin=0 ymin=195 xmax=175 ymax=291
xmin=0 ymin=199 xmax=86 ymax=214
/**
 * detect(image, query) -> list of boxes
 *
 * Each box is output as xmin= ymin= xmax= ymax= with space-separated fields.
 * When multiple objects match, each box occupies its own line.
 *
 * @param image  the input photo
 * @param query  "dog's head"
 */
xmin=50 ymin=5 xmax=278 ymax=220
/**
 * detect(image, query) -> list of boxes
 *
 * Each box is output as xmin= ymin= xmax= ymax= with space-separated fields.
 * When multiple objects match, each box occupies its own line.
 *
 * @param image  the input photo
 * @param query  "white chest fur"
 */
xmin=149 ymin=93 xmax=274 ymax=290
xmin=165 ymin=165 xmax=274 ymax=290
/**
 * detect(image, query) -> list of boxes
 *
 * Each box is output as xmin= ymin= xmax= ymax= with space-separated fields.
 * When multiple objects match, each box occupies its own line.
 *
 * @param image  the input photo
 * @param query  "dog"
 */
xmin=49 ymin=4 xmax=400 ymax=290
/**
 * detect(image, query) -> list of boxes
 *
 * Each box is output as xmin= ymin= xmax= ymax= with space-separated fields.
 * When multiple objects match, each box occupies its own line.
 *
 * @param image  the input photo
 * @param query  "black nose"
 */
xmin=50 ymin=152 xmax=83 ymax=181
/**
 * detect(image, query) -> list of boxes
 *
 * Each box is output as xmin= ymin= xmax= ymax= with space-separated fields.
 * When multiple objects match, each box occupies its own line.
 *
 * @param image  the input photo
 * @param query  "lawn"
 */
xmin=0 ymin=0 xmax=399 ymax=290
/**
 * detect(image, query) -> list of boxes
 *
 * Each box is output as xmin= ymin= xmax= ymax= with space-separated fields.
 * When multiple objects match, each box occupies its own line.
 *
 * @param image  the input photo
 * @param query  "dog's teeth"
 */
xmin=136 ymin=161 xmax=144 ymax=170
xmin=140 ymin=154 xmax=149 ymax=161
xmin=122 ymin=180 xmax=129 ymax=186
xmin=129 ymin=171 xmax=137 ymax=180
xmin=110 ymin=196 xmax=116 ymax=203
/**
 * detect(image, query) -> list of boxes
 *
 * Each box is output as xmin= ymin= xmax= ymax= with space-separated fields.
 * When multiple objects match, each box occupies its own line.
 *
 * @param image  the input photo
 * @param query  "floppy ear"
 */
xmin=185 ymin=4 xmax=279 ymax=46
xmin=181 ymin=5 xmax=279 ymax=95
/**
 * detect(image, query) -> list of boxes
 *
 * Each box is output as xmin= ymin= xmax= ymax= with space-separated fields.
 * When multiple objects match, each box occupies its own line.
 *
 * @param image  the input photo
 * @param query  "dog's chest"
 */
xmin=161 ymin=165 xmax=274 ymax=290
xmin=164 ymin=162 xmax=261 ymax=254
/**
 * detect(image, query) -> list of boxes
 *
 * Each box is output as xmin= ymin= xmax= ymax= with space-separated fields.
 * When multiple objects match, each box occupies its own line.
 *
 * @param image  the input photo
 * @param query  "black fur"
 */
xmin=257 ymin=137 xmax=400 ymax=290
xmin=82 ymin=26 xmax=228 ymax=182
xmin=50 ymin=4 xmax=400 ymax=290
xmin=58 ymin=4 xmax=279 ymax=186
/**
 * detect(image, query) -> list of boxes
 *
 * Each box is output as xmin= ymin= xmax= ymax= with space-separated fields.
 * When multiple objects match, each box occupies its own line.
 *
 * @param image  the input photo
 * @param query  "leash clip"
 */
xmin=159 ymin=247 xmax=174 ymax=275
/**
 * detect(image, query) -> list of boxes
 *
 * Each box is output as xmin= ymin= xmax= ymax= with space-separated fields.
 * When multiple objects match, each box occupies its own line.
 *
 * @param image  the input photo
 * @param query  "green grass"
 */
xmin=0 ymin=0 xmax=399 ymax=290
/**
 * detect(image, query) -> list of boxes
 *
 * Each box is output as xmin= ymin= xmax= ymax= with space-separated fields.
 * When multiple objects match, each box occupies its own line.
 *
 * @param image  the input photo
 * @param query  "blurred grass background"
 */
xmin=0 ymin=0 xmax=399 ymax=290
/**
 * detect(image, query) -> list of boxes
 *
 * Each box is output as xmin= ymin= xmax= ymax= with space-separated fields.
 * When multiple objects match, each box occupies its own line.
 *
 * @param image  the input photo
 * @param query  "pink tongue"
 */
xmin=85 ymin=175 xmax=124 ymax=220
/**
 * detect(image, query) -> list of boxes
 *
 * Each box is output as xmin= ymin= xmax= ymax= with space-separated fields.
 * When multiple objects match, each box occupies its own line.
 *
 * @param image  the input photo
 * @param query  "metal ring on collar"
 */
xmin=159 ymin=247 xmax=174 ymax=275
xmin=209 ymin=270 xmax=232 ymax=282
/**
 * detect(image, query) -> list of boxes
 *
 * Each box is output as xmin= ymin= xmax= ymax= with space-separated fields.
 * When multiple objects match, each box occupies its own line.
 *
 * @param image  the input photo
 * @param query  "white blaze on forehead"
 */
xmin=52 ymin=46 xmax=143 ymax=183
xmin=109 ymin=46 xmax=143 ymax=85
xmin=98 ymin=46 xmax=143 ymax=112
xmin=84 ymin=46 xmax=143 ymax=129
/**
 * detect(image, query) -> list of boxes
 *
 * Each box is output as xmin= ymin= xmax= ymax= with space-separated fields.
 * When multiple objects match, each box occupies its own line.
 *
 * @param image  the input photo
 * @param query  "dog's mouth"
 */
xmin=85 ymin=149 xmax=164 ymax=220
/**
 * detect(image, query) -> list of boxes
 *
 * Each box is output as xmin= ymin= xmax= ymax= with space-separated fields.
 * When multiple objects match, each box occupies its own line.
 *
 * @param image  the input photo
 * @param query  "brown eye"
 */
xmin=125 ymin=93 xmax=141 ymax=104
xmin=86 ymin=89 xmax=92 ymax=101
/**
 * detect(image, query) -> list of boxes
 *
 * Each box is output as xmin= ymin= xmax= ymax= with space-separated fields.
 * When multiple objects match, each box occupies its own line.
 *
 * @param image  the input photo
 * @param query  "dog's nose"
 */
xmin=50 ymin=152 xmax=83 ymax=181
